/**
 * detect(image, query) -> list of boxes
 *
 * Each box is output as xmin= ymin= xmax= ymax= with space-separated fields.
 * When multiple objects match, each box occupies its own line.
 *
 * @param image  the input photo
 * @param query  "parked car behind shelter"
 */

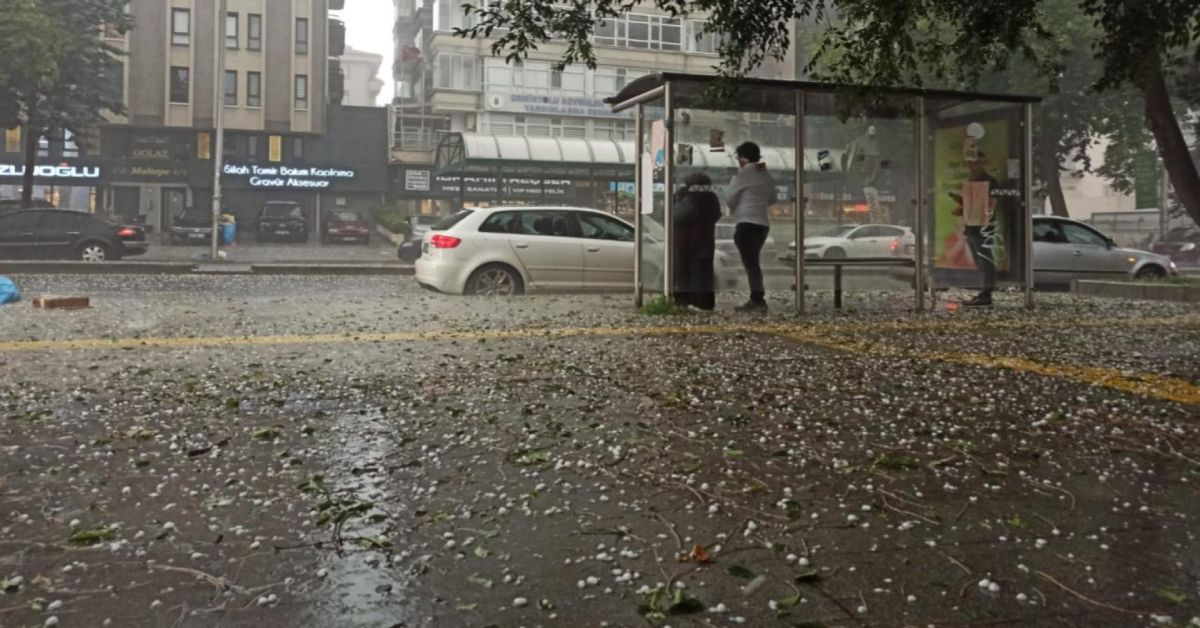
xmin=255 ymin=201 xmax=308 ymax=243
xmin=0 ymin=209 xmax=148 ymax=261
xmin=1152 ymin=225 xmax=1200 ymax=268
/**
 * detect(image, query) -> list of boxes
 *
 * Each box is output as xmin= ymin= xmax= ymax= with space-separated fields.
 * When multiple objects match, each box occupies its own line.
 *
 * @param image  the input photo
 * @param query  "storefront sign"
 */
xmin=397 ymin=167 xmax=576 ymax=200
xmin=405 ymin=169 xmax=431 ymax=192
xmin=224 ymin=163 xmax=357 ymax=189
xmin=0 ymin=163 xmax=102 ymax=180
xmin=491 ymin=93 xmax=632 ymax=118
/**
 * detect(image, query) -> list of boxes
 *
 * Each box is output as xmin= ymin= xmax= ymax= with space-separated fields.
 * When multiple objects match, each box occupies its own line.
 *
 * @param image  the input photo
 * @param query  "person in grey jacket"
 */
xmin=726 ymin=142 xmax=776 ymax=311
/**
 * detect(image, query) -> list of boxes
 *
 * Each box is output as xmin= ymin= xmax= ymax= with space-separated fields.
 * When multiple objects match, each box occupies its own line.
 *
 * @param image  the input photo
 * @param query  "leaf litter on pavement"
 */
xmin=0 ymin=277 xmax=1198 ymax=626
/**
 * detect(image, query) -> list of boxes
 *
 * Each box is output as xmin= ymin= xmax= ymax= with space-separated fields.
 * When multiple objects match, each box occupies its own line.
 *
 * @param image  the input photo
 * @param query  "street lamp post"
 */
xmin=211 ymin=0 xmax=228 ymax=260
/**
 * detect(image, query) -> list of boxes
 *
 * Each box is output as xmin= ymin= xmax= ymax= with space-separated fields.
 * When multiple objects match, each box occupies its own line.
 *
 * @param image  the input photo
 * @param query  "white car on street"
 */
xmin=781 ymin=223 xmax=915 ymax=261
xmin=415 ymin=206 xmax=737 ymax=295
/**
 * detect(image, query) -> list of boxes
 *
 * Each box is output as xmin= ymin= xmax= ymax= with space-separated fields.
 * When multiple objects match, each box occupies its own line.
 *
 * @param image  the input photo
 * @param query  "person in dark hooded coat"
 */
xmin=673 ymin=172 xmax=722 ymax=310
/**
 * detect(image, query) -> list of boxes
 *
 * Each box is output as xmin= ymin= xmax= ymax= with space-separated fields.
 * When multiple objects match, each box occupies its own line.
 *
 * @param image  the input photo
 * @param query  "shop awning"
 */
xmin=435 ymin=133 xmax=637 ymax=177
xmin=435 ymin=132 xmax=845 ymax=177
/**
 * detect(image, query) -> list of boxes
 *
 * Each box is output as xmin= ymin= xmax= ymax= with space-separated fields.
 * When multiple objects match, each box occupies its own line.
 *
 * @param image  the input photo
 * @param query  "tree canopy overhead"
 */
xmin=458 ymin=0 xmax=1200 ymax=225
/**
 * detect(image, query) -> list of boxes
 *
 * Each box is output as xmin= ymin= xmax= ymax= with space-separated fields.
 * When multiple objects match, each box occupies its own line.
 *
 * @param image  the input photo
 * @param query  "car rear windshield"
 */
xmin=331 ymin=211 xmax=361 ymax=222
xmin=432 ymin=210 xmax=472 ymax=231
xmin=264 ymin=204 xmax=302 ymax=219
xmin=179 ymin=209 xmax=209 ymax=223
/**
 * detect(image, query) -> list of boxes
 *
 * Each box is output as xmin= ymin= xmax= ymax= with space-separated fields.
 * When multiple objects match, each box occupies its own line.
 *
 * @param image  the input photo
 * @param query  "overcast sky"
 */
xmin=336 ymin=1 xmax=397 ymax=105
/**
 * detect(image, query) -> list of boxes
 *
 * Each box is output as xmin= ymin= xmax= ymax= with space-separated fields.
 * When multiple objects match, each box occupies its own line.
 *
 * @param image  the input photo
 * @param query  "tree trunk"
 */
xmin=1138 ymin=56 xmax=1200 ymax=227
xmin=1037 ymin=142 xmax=1069 ymax=217
xmin=20 ymin=127 xmax=37 ymax=209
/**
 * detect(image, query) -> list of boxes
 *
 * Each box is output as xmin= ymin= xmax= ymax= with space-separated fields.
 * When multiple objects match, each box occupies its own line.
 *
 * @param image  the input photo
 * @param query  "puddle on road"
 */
xmin=293 ymin=405 xmax=427 ymax=627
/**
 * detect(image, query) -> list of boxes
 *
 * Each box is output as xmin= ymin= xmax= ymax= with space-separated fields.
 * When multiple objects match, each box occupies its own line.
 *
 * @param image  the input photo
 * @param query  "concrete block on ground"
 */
xmin=1142 ymin=284 xmax=1186 ymax=302
xmin=32 ymin=295 xmax=90 ymax=310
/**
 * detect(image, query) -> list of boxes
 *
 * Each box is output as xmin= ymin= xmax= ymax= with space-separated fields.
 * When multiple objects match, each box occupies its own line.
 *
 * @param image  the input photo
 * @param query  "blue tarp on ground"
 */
xmin=0 ymin=276 xmax=20 ymax=305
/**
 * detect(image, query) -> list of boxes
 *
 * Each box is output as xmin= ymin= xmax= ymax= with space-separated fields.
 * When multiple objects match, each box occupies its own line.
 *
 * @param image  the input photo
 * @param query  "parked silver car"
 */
xmin=1031 ymin=216 xmax=1176 ymax=286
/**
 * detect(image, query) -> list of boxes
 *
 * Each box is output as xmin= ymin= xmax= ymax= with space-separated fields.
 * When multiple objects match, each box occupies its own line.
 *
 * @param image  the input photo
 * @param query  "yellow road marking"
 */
xmin=2 ymin=314 xmax=1198 ymax=405
xmin=789 ymin=335 xmax=1200 ymax=406
xmin=0 ymin=314 xmax=1197 ymax=354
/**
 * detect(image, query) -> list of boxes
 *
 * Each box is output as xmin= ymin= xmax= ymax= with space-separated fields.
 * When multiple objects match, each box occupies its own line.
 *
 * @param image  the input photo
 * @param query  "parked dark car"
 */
xmin=1152 ymin=225 xmax=1200 ymax=267
xmin=169 ymin=207 xmax=214 ymax=245
xmin=0 ymin=209 xmax=148 ymax=261
xmin=321 ymin=210 xmax=371 ymax=244
xmin=0 ymin=199 xmax=55 ymax=212
xmin=255 ymin=201 xmax=307 ymax=243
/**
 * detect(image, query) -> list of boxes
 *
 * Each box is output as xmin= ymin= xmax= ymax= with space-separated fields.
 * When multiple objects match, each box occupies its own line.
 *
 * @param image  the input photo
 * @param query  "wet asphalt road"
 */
xmin=1 ymin=275 xmax=1199 ymax=628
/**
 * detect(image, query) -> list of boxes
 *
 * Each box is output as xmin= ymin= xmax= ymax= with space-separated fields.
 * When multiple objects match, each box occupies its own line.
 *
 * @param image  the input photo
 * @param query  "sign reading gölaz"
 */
xmin=224 ymin=164 xmax=356 ymax=189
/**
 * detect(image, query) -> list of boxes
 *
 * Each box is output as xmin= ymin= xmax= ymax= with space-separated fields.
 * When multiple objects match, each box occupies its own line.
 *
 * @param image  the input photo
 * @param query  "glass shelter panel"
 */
xmin=668 ymin=85 xmax=797 ymax=304
xmin=923 ymin=98 xmax=1031 ymax=296
xmin=802 ymin=92 xmax=918 ymax=306
xmin=638 ymin=101 xmax=668 ymax=295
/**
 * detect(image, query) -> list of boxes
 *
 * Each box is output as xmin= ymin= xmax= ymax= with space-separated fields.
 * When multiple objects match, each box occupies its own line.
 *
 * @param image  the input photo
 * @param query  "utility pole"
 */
xmin=211 ymin=0 xmax=228 ymax=259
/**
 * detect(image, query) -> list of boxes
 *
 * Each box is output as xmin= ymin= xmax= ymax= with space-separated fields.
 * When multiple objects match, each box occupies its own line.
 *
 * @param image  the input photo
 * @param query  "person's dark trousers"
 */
xmin=964 ymin=226 xmax=997 ymax=295
xmin=688 ymin=254 xmax=715 ymax=310
xmin=734 ymin=223 xmax=770 ymax=303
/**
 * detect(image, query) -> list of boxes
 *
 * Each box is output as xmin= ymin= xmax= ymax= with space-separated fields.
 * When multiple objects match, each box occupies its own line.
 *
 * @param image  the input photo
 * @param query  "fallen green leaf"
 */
xmin=794 ymin=570 xmax=822 ymax=584
xmin=68 ymin=527 xmax=116 ymax=545
xmin=726 ymin=565 xmax=756 ymax=579
xmin=467 ymin=574 xmax=493 ymax=588
xmin=668 ymin=588 xmax=704 ymax=614
xmin=473 ymin=545 xmax=491 ymax=558
xmin=1157 ymin=588 xmax=1188 ymax=605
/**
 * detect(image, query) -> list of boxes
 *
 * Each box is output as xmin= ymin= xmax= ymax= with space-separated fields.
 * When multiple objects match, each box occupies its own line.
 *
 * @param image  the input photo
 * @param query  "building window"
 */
xmin=37 ymin=135 xmax=49 ymax=158
xmin=171 ymin=8 xmax=190 ymax=46
xmin=294 ymin=74 xmax=308 ymax=109
xmin=685 ymin=20 xmax=720 ymax=54
xmin=224 ymin=70 xmax=238 ymax=106
xmin=63 ymin=129 xmax=79 ymax=158
xmin=550 ymin=69 xmax=562 ymax=89
xmin=433 ymin=0 xmax=475 ymax=32
xmin=247 ymin=135 xmax=260 ymax=159
xmin=295 ymin=18 xmax=309 ymax=55
xmin=292 ymin=137 xmax=304 ymax=160
xmin=247 ymin=72 xmax=261 ymax=107
xmin=268 ymin=135 xmax=282 ymax=161
xmin=226 ymin=12 xmax=239 ymax=49
xmin=434 ymin=53 xmax=480 ymax=91
xmin=593 ymin=119 xmax=634 ymax=141
xmin=594 ymin=13 xmax=682 ymax=51
xmin=247 ymin=14 xmax=262 ymax=50
xmin=169 ymin=66 xmax=190 ymax=104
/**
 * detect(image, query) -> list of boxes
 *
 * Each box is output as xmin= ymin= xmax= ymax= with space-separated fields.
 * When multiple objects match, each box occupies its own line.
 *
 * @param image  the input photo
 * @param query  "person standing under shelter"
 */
xmin=673 ymin=173 xmax=722 ymax=310
xmin=953 ymin=152 xmax=1002 ymax=307
xmin=726 ymin=141 xmax=776 ymax=311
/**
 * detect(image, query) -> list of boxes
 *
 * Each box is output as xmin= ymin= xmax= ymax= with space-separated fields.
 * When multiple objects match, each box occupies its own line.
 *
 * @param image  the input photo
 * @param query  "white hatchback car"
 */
xmin=415 ymin=206 xmax=737 ymax=295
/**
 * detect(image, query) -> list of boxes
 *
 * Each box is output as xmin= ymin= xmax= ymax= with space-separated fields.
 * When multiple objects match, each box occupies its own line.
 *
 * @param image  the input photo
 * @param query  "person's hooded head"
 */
xmin=735 ymin=142 xmax=762 ymax=168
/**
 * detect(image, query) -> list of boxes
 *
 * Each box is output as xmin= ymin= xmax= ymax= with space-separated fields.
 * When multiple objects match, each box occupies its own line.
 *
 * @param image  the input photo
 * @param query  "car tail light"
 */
xmin=890 ymin=238 xmax=900 ymax=253
xmin=430 ymin=234 xmax=461 ymax=249
xmin=117 ymin=227 xmax=138 ymax=238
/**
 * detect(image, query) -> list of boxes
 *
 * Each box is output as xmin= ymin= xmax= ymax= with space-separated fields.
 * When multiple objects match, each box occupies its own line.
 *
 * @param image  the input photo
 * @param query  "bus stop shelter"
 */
xmin=606 ymin=73 xmax=1041 ymax=313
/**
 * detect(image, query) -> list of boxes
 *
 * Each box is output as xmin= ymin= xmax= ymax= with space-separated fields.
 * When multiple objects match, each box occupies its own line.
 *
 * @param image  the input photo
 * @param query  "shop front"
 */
xmin=100 ymin=128 xmax=199 ymax=231
xmin=209 ymin=161 xmax=388 ymax=234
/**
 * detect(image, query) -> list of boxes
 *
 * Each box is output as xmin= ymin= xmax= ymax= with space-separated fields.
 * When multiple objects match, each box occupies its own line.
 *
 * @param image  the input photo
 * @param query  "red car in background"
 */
xmin=1152 ymin=225 xmax=1200 ymax=267
xmin=321 ymin=210 xmax=371 ymax=245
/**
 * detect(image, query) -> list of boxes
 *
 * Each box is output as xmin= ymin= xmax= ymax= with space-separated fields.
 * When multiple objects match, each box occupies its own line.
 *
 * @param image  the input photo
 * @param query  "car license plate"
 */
xmin=189 ymin=233 xmax=206 ymax=239
xmin=275 ymin=230 xmax=288 ymax=235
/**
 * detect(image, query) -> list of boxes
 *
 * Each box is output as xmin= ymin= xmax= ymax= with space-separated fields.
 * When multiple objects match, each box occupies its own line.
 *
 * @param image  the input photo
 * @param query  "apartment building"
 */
xmin=0 ymin=1 xmax=387 ymax=231
xmin=389 ymin=0 xmax=794 ymax=213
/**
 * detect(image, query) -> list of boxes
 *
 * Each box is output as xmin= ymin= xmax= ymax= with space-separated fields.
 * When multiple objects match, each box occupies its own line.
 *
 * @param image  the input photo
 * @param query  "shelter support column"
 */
xmin=1023 ymin=102 xmax=1035 ymax=309
xmin=663 ymin=83 xmax=675 ymax=302
xmin=914 ymin=96 xmax=927 ymax=312
xmin=794 ymin=90 xmax=806 ymax=315
xmin=635 ymin=104 xmax=645 ymax=307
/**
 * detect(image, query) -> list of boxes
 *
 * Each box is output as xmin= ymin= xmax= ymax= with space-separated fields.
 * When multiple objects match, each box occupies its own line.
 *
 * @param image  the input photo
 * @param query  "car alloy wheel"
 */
xmin=80 ymin=244 xmax=108 ymax=262
xmin=1136 ymin=265 xmax=1166 ymax=280
xmin=471 ymin=267 xmax=518 ymax=296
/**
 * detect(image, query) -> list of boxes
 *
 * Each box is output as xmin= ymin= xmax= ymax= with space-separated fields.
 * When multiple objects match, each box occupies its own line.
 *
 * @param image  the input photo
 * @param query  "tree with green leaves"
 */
xmin=0 ymin=0 xmax=63 ymax=131
xmin=457 ymin=0 xmax=1200 ymax=225
xmin=4 ymin=0 xmax=131 ymax=209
